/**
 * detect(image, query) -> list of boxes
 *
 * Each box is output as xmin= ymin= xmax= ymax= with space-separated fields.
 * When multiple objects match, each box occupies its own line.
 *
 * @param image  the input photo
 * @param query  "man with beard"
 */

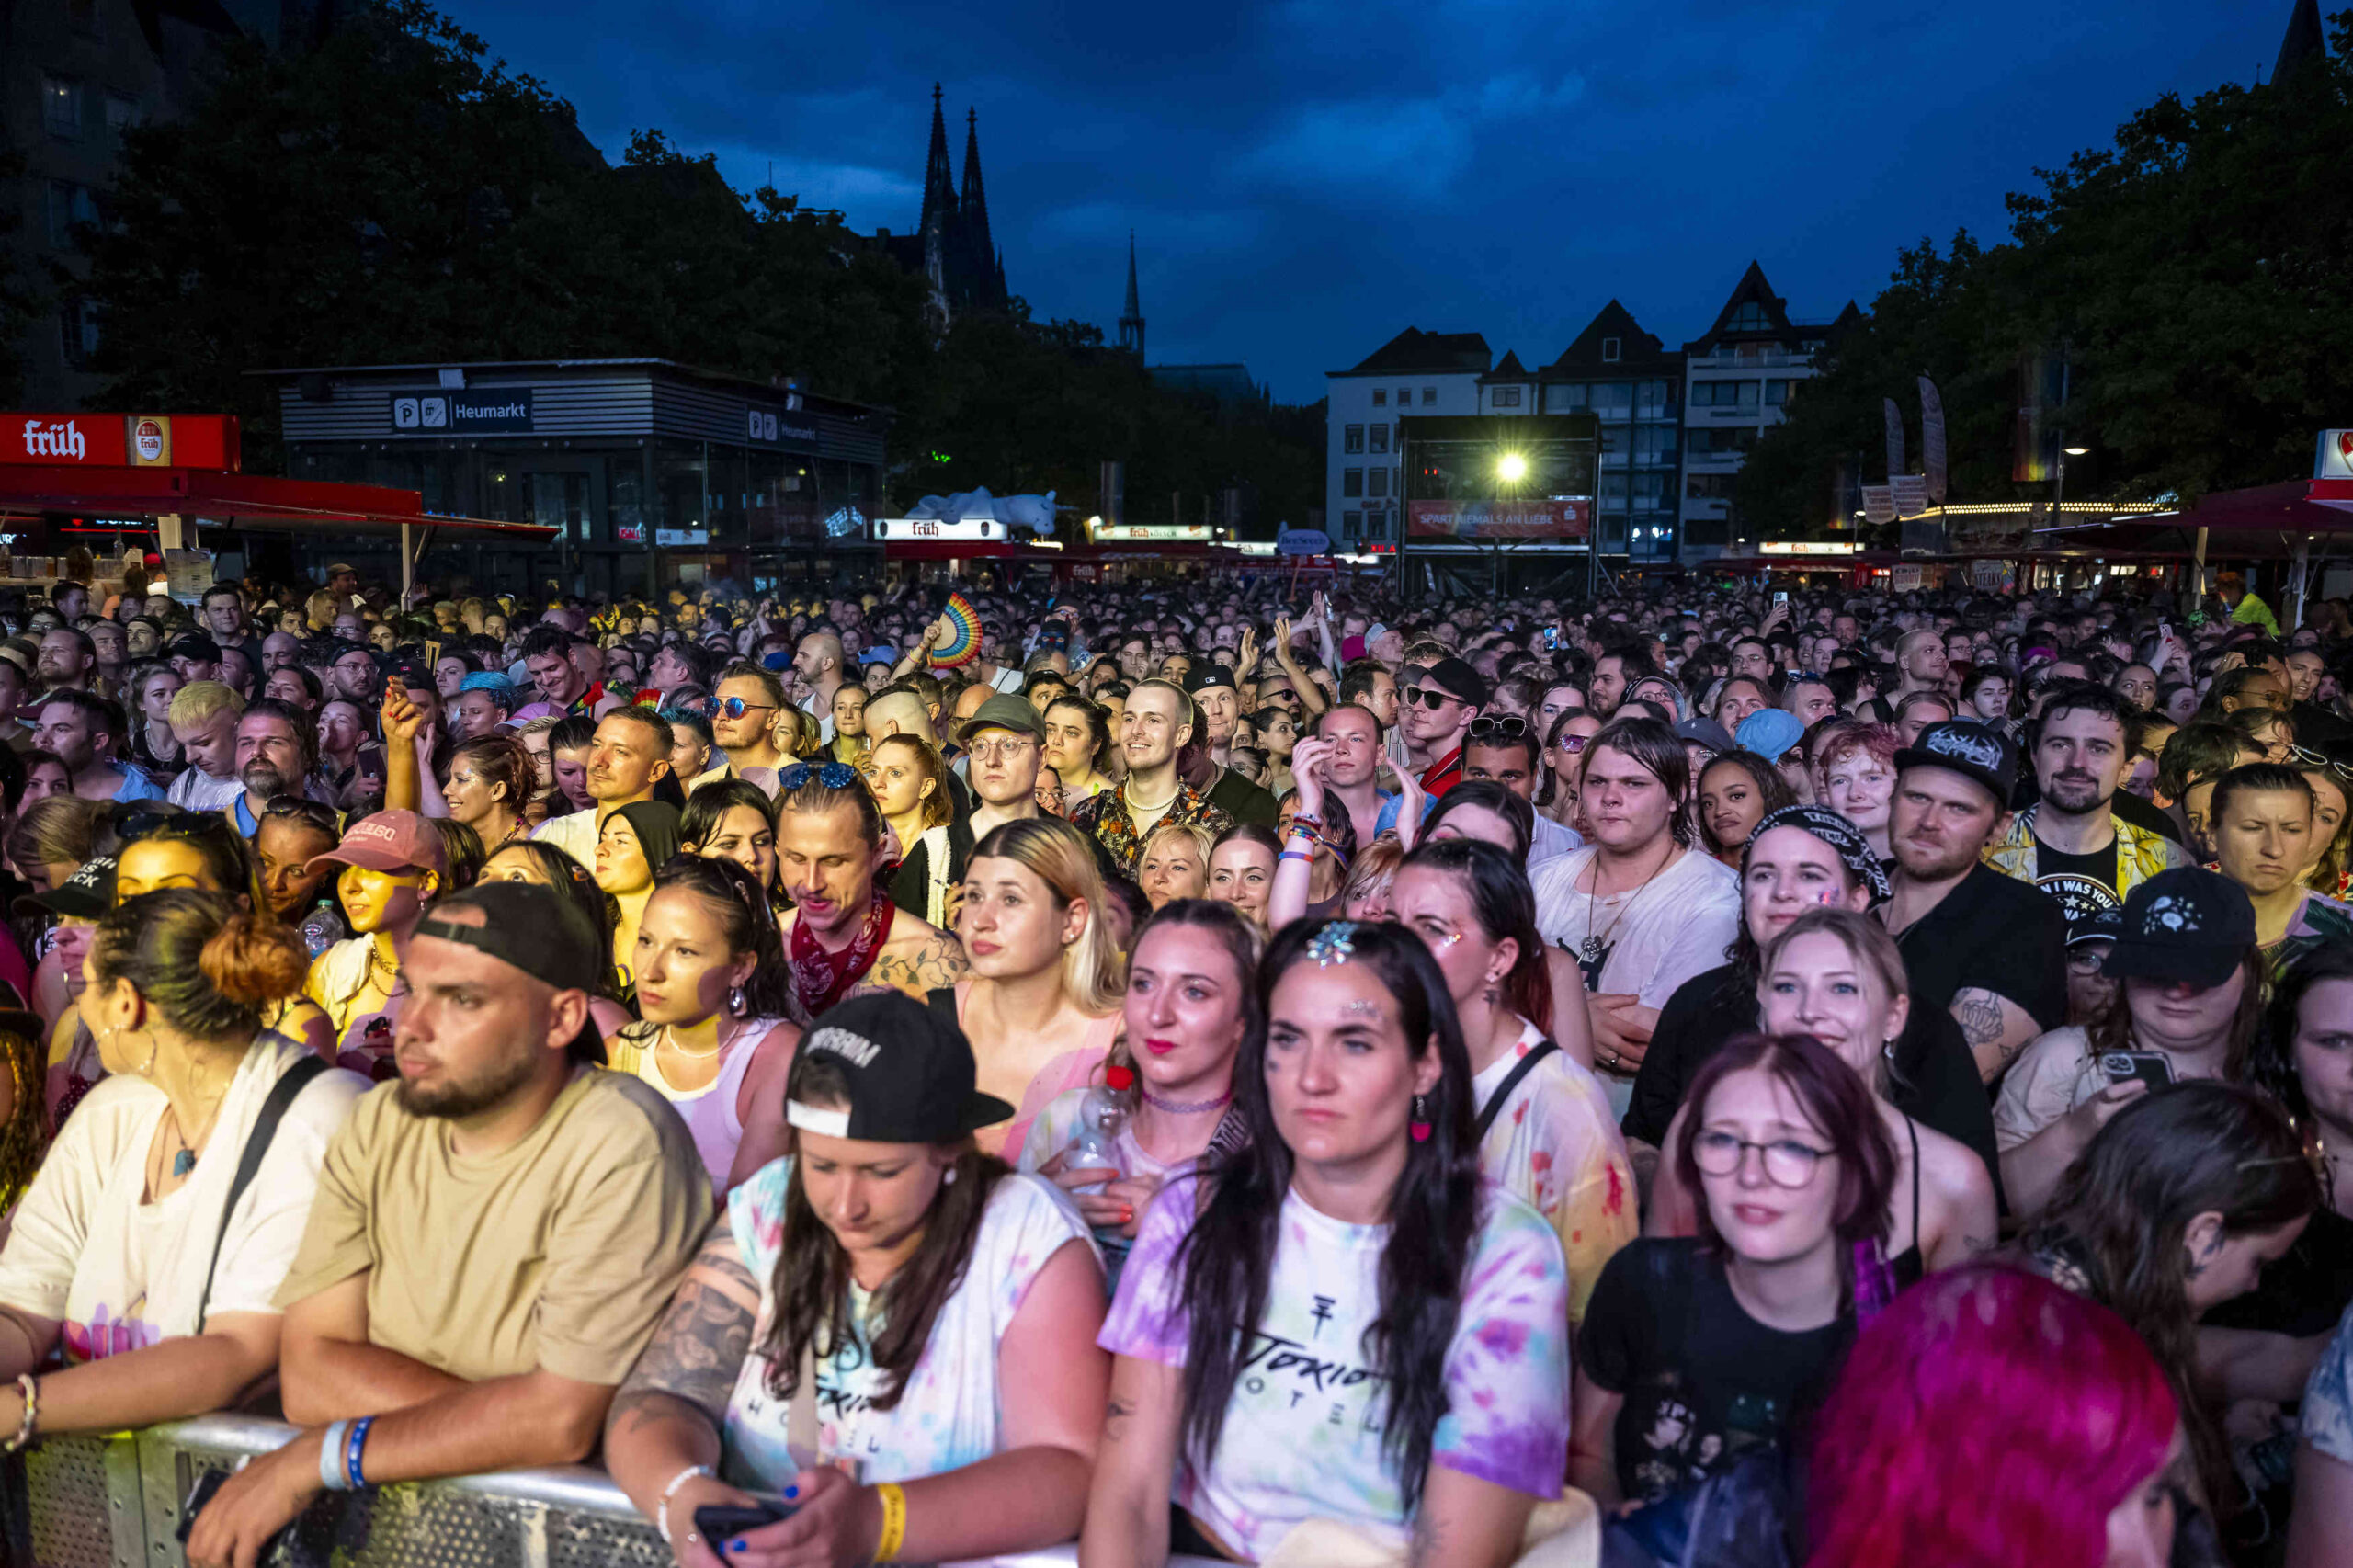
xmin=774 ymin=765 xmax=967 ymax=1011
xmin=531 ymin=708 xmax=674 ymax=868
xmin=1986 ymin=685 xmax=2185 ymax=920
xmin=88 ymin=619 xmax=128 ymax=698
xmin=789 ymin=631 xmax=847 ymax=741
xmin=1586 ymin=645 xmax=1654 ymax=721
xmin=35 ymin=627 xmax=95 ymax=694
xmin=259 ymin=631 xmax=303 ymax=675
xmin=1879 ymin=719 xmax=2068 ymax=1082
xmin=186 ymin=882 xmax=707 ymax=1565
xmin=232 ymin=698 xmax=336 ymax=835
xmin=696 ymin=663 xmax=791 ymax=790
xmin=1069 ymin=679 xmax=1233 ymax=877
xmin=33 ymin=689 xmax=164 ymax=802
xmin=328 ymin=643 xmax=381 ymax=705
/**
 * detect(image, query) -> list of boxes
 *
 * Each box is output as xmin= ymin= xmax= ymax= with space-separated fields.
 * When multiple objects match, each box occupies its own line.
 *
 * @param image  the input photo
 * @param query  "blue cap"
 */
xmin=457 ymin=671 xmax=519 ymax=706
xmin=762 ymin=650 xmax=794 ymax=672
xmin=1734 ymin=707 xmax=1805 ymax=763
xmin=859 ymin=646 xmax=897 ymax=665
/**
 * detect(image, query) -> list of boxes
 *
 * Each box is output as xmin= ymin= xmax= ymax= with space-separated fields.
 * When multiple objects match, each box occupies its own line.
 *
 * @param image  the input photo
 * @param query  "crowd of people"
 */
xmin=0 ymin=555 xmax=2344 ymax=1565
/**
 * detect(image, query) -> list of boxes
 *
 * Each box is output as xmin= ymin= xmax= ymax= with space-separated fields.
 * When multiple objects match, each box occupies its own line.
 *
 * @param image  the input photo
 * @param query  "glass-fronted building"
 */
xmin=262 ymin=359 xmax=890 ymax=597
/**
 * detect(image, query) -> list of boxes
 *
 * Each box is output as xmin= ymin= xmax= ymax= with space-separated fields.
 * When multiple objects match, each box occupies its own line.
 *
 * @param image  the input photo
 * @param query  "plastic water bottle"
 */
xmin=299 ymin=900 xmax=344 ymax=957
xmin=1061 ymin=1064 xmax=1135 ymax=1196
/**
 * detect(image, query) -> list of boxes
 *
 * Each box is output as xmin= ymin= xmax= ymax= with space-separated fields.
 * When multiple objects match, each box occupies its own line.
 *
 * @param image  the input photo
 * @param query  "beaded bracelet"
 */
xmin=656 ymin=1464 xmax=714 ymax=1547
xmin=345 ymin=1415 xmax=374 ymax=1491
xmin=4 ymin=1374 xmax=37 ymax=1454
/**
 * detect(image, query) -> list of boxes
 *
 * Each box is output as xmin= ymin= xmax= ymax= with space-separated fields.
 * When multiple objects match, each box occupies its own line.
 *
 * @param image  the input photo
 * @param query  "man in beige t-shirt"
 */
xmin=187 ymin=882 xmax=708 ymax=1564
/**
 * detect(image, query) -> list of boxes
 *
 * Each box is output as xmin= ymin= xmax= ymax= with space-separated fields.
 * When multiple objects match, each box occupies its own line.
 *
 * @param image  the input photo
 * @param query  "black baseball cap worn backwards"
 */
xmin=415 ymin=881 xmax=604 ymax=994
xmin=786 ymin=990 xmax=1015 ymax=1144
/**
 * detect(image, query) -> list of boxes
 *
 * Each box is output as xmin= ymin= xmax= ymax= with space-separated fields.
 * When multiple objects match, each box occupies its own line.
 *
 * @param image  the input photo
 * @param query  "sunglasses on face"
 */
xmin=1468 ymin=715 xmax=1527 ymax=742
xmin=1400 ymin=686 xmax=1456 ymax=710
xmin=1557 ymin=733 xmax=1592 ymax=754
xmin=704 ymin=696 xmax=778 ymax=721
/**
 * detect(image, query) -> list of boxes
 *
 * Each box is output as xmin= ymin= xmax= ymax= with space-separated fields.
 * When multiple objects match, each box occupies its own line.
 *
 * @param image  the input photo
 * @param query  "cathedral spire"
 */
xmin=1119 ymin=231 xmax=1145 ymax=360
xmin=960 ymin=106 xmax=997 ymax=283
xmin=919 ymin=83 xmax=957 ymax=240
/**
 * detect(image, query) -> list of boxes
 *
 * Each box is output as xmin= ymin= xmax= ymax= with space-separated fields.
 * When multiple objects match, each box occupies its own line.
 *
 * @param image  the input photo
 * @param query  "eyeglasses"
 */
xmin=1690 ymin=1129 xmax=1832 ymax=1187
xmin=703 ymin=696 xmax=779 ymax=721
xmin=1400 ymin=686 xmax=1456 ymax=710
xmin=778 ymin=761 xmax=859 ymax=791
xmin=1468 ymin=715 xmax=1527 ymax=742
xmin=1556 ymin=733 xmax=1592 ymax=754
xmin=2290 ymin=745 xmax=2353 ymax=783
xmin=967 ymin=736 xmax=1036 ymax=762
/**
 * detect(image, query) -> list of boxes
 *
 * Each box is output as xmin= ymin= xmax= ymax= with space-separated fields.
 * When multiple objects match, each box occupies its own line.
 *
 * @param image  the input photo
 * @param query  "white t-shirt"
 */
xmin=1530 ymin=844 xmax=1741 ymax=1006
xmin=720 ymin=1162 xmax=1099 ymax=1488
xmin=166 ymin=767 xmax=243 ymax=813
xmin=1101 ymin=1176 xmax=1574 ymax=1562
xmin=0 ymin=1034 xmax=365 ymax=1360
xmin=532 ymin=806 xmax=598 ymax=870
xmin=1529 ymin=813 xmax=1582 ymax=869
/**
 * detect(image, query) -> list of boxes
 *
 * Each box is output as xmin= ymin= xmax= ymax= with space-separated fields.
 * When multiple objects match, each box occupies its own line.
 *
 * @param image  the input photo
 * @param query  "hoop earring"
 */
xmin=728 ymin=983 xmax=746 ymax=1017
xmin=1409 ymin=1094 xmax=1431 ymax=1144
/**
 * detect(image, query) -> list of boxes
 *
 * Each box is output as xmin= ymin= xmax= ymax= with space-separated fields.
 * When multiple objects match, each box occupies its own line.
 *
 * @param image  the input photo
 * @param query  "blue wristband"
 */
xmin=319 ymin=1421 xmax=350 ymax=1492
xmin=345 ymin=1415 xmax=374 ymax=1491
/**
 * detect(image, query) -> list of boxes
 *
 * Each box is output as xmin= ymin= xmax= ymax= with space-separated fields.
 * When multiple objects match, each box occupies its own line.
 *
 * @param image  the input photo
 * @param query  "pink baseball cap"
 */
xmin=304 ymin=810 xmax=449 ymax=882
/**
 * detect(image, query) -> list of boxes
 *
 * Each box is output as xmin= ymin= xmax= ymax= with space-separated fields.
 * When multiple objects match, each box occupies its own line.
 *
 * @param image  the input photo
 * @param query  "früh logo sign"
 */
xmin=2 ymin=415 xmax=240 ymax=472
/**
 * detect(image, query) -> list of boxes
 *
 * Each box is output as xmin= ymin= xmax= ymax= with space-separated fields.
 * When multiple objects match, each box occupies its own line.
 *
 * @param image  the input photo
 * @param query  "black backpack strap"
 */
xmin=196 ymin=1056 xmax=330 ymax=1335
xmin=1475 ymin=1040 xmax=1560 ymax=1142
xmin=926 ymin=986 xmax=960 ymax=1026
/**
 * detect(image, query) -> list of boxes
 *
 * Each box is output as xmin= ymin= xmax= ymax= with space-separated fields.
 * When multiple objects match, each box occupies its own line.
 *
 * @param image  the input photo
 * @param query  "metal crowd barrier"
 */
xmin=0 ymin=1417 xmax=1222 ymax=1568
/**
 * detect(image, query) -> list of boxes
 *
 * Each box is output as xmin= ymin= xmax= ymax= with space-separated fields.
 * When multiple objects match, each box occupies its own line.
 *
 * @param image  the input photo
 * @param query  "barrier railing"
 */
xmin=0 ymin=1417 xmax=1220 ymax=1568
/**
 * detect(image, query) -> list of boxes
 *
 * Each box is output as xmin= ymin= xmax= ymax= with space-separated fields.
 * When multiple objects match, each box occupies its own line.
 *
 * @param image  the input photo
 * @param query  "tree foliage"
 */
xmin=72 ymin=1 xmax=1319 ymax=528
xmin=1740 ymin=17 xmax=2353 ymax=535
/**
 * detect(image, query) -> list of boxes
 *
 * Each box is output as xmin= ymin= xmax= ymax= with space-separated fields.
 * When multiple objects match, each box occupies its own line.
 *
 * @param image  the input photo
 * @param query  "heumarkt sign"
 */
xmin=391 ymin=389 xmax=534 ymax=436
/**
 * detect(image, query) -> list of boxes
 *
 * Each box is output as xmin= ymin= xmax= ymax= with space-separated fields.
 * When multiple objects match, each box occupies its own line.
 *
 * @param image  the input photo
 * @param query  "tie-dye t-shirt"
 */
xmin=1099 ymin=1174 xmax=1573 ymax=1561
xmin=1472 ymin=1018 xmax=1639 ymax=1324
xmin=2303 ymin=1300 xmax=2353 ymax=1468
xmin=720 ymin=1160 xmax=1101 ymax=1489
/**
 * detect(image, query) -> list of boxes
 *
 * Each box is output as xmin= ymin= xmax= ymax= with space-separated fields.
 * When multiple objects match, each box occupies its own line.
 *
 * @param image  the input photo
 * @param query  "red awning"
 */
xmin=0 ymin=464 xmax=556 ymax=543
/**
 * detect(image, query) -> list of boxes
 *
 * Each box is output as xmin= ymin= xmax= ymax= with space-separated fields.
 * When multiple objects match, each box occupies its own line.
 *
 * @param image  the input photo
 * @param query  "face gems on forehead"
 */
xmin=1305 ymin=921 xmax=1358 ymax=967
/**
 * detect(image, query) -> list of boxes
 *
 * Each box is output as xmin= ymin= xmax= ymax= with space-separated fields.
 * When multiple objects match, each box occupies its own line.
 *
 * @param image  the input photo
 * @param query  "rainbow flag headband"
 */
xmin=932 ymin=593 xmax=982 ymax=668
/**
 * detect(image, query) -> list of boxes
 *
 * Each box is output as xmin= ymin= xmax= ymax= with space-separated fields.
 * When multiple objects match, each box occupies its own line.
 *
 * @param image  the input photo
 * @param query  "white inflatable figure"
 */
xmin=998 ymin=492 xmax=1057 ymax=537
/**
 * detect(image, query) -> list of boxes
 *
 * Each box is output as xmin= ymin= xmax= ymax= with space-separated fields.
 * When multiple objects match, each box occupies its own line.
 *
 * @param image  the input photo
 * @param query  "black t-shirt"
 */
xmin=1622 ymin=962 xmax=2003 ymax=1205
xmin=1581 ymin=1238 xmax=1855 ymax=1504
xmin=1207 ymin=766 xmax=1279 ymax=827
xmin=1893 ymin=864 xmax=2069 ymax=1030
xmin=2028 ymin=832 xmax=2122 ymax=921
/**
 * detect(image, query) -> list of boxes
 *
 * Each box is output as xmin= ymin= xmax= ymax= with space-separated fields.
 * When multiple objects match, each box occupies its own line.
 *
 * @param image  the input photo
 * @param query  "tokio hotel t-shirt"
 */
xmin=1099 ymin=1172 xmax=1574 ymax=1562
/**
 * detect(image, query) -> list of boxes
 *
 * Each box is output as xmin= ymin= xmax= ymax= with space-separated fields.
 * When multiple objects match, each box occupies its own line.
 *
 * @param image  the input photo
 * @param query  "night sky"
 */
xmin=450 ymin=0 xmax=2305 ymax=403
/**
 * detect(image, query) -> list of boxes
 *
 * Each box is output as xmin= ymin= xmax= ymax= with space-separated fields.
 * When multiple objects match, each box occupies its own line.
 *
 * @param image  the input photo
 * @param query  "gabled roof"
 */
xmin=1541 ymin=299 xmax=1675 ymax=375
xmin=1481 ymin=349 xmax=1529 ymax=381
xmin=1684 ymin=261 xmax=1809 ymax=353
xmin=2278 ymin=0 xmax=2328 ymax=82
xmin=1334 ymin=328 xmax=1491 ymax=378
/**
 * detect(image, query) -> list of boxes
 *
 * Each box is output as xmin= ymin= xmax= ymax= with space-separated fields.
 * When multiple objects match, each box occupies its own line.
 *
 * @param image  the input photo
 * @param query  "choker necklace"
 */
xmin=1142 ymin=1085 xmax=1233 ymax=1115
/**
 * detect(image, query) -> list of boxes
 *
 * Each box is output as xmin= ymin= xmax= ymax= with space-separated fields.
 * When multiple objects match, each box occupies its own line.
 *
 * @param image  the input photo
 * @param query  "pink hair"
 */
xmin=1805 ymin=1266 xmax=2177 ymax=1568
xmin=1814 ymin=721 xmax=1897 ymax=777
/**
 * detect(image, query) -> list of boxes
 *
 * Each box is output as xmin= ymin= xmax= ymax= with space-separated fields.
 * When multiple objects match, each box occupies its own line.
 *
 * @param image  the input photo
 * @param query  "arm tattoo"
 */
xmin=607 ymin=1221 xmax=758 ymax=1437
xmin=1408 ymin=1506 xmax=1445 ymax=1568
xmin=1103 ymin=1395 xmax=1136 ymax=1444
xmin=1953 ymin=988 xmax=2005 ymax=1048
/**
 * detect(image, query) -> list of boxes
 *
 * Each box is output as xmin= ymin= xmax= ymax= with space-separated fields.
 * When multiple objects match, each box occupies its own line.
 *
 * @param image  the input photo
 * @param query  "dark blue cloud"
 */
xmin=447 ymin=0 xmax=2299 ymax=400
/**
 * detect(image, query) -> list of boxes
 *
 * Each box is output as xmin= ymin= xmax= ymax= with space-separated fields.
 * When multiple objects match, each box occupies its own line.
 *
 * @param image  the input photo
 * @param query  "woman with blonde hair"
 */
xmin=869 ymin=733 xmax=966 ymax=926
xmin=1136 ymin=820 xmax=1212 ymax=911
xmin=947 ymin=818 xmax=1126 ymax=1162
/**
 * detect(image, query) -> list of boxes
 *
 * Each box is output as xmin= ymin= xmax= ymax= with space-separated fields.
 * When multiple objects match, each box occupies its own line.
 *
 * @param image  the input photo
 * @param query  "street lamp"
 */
xmin=2056 ymin=441 xmax=2089 ymax=514
xmin=1495 ymin=452 xmax=1528 ymax=483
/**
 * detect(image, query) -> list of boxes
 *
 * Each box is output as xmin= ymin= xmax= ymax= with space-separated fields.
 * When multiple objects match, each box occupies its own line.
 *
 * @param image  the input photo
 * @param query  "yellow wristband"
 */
xmin=871 ymin=1481 xmax=907 ymax=1563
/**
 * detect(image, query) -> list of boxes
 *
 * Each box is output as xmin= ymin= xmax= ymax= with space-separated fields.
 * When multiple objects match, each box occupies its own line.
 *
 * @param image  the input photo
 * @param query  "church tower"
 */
xmin=1119 ymin=232 xmax=1145 ymax=360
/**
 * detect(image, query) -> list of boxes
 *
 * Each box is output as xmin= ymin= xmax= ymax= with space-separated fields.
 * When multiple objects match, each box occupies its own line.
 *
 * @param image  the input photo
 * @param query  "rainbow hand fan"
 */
xmin=932 ymin=593 xmax=983 ymax=667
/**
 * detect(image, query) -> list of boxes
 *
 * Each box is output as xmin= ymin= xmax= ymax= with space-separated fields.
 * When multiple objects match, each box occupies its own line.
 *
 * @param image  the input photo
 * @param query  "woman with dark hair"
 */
xmin=1021 ymin=899 xmax=1262 ymax=1286
xmin=1697 ymin=751 xmax=1796 ymax=866
xmin=1998 ymin=867 xmax=2267 ymax=1216
xmin=594 ymin=801 xmax=683 ymax=993
xmin=1206 ymin=822 xmax=1279 ymax=930
xmin=2012 ymin=1082 xmax=2317 ymax=1514
xmin=1043 ymin=695 xmax=1115 ymax=808
xmin=1573 ymin=1033 xmax=1897 ymax=1506
xmin=679 ymin=778 xmax=779 ymax=905
xmin=0 ymin=891 xmax=361 ymax=1434
xmin=1419 ymin=778 xmax=1535 ymax=860
xmin=1392 ymin=837 xmax=1629 ymax=1324
xmin=1802 ymin=1267 xmax=2188 ymax=1568
xmin=606 ymin=856 xmax=801 ymax=1195
xmin=441 ymin=734 xmax=531 ymax=854
xmin=605 ymin=991 xmax=1108 ymax=1566
xmin=477 ymin=839 xmax=632 ymax=1039
xmin=866 ymin=733 xmax=962 ymax=927
xmin=1085 ymin=919 xmax=1574 ymax=1565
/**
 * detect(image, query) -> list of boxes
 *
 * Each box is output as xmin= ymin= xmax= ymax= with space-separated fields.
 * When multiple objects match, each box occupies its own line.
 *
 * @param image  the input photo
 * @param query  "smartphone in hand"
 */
xmin=2100 ymin=1051 xmax=2177 ymax=1094
xmin=695 ymin=1498 xmax=799 ymax=1547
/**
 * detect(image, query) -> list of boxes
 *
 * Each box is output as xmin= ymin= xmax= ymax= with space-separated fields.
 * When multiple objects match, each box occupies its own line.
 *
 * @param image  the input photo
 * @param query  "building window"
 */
xmin=1765 ymin=379 xmax=1794 ymax=406
xmin=1726 ymin=301 xmax=1772 ymax=332
xmin=46 ymin=182 xmax=97 ymax=247
xmin=43 ymin=77 xmax=83 ymax=140
xmin=1634 ymin=424 xmax=1679 ymax=461
xmin=1397 ymin=386 xmax=1412 ymax=404
xmin=1371 ymin=389 xmax=1386 ymax=407
xmin=1600 ymin=474 xmax=1628 ymax=503
xmin=1492 ymin=386 xmax=1521 ymax=408
xmin=1369 ymin=467 xmax=1389 ymax=498
xmin=1365 ymin=510 xmax=1388 ymax=540
xmin=1545 ymin=382 xmax=1588 ymax=413
xmin=1690 ymin=381 xmax=1761 ymax=409
xmin=1686 ymin=473 xmax=1737 ymax=500
xmin=1635 ymin=380 xmax=1675 ymax=418
xmin=1369 ymin=424 xmax=1389 ymax=453
xmin=1420 ymin=387 xmax=1437 ymax=403
xmin=1342 ymin=509 xmax=1362 ymax=539
xmin=105 ymin=95 xmax=140 ymax=145
xmin=1602 ymin=336 xmax=1621 ymax=362
xmin=1343 ymin=468 xmax=1364 ymax=499
xmin=1633 ymin=472 xmax=1667 ymax=506
xmin=59 ymin=300 xmax=101 ymax=369
xmin=1691 ymin=426 xmax=1759 ymax=456
xmin=1344 ymin=424 xmax=1364 ymax=454
xmin=1590 ymin=381 xmax=1631 ymax=415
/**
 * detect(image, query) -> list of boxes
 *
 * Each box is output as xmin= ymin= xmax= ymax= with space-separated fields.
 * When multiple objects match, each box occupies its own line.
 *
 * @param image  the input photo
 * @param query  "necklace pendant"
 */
xmin=172 ymin=1149 xmax=195 ymax=1178
xmin=1580 ymin=936 xmax=1603 ymax=964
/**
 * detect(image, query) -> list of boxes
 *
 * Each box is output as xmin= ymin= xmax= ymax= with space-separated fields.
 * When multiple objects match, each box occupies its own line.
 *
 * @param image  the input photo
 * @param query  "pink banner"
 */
xmin=1407 ymin=499 xmax=1590 ymax=540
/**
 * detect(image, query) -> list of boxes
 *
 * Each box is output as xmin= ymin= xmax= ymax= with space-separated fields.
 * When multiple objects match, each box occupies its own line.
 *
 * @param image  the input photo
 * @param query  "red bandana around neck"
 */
xmin=790 ymin=886 xmax=895 ymax=1017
